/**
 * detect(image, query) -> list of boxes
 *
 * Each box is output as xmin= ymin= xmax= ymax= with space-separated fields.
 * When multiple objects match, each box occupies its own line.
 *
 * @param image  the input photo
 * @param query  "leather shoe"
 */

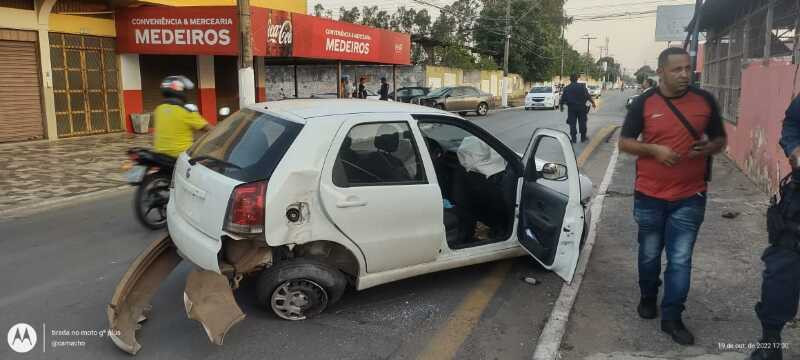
xmin=661 ymin=319 xmax=695 ymax=345
xmin=581 ymin=136 xmax=589 ymax=143
xmin=637 ymin=297 xmax=657 ymax=319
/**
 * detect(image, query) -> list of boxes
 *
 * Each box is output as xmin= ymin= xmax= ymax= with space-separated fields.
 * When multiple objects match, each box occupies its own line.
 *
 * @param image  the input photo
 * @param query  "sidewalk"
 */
xmin=560 ymin=138 xmax=797 ymax=359
xmin=0 ymin=133 xmax=151 ymax=214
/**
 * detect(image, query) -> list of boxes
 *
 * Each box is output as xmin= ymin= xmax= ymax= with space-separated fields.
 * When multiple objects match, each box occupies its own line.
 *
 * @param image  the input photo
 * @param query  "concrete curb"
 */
xmin=489 ymin=106 xmax=525 ymax=113
xmin=532 ymin=136 xmax=620 ymax=360
xmin=0 ymin=185 xmax=132 ymax=219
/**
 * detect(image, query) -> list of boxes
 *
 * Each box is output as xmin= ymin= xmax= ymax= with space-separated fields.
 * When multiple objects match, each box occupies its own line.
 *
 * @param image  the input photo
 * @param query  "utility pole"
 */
xmin=689 ymin=0 xmax=703 ymax=84
xmin=559 ymin=19 xmax=565 ymax=86
xmin=580 ymin=34 xmax=597 ymax=82
xmin=237 ymin=0 xmax=255 ymax=107
xmin=501 ymin=0 xmax=511 ymax=107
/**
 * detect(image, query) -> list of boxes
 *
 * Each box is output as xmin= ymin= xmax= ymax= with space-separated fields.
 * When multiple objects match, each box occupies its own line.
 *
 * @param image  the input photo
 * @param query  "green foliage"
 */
xmin=634 ymin=65 xmax=656 ymax=84
xmin=313 ymin=1 xmax=594 ymax=81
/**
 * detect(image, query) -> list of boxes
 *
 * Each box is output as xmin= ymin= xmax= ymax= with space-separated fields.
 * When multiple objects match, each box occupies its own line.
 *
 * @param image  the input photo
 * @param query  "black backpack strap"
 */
xmin=661 ymin=95 xmax=713 ymax=181
xmin=662 ymin=97 xmax=701 ymax=140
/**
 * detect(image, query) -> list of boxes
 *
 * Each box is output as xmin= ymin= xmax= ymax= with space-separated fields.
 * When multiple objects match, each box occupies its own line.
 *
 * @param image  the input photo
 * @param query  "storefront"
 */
xmin=49 ymin=33 xmax=123 ymax=138
xmin=114 ymin=5 xmax=411 ymax=131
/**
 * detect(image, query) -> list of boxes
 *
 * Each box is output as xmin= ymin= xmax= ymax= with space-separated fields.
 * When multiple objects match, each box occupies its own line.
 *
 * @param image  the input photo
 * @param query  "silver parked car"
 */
xmin=413 ymin=86 xmax=495 ymax=116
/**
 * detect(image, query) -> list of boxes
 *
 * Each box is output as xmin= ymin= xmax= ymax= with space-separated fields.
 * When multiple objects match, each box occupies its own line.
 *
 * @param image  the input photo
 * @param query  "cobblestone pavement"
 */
xmin=0 ymin=133 xmax=152 ymax=213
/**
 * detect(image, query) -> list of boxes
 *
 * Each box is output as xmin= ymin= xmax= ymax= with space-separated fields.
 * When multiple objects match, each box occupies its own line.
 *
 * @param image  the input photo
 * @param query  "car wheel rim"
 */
xmin=271 ymin=279 xmax=328 ymax=321
xmin=479 ymin=104 xmax=487 ymax=115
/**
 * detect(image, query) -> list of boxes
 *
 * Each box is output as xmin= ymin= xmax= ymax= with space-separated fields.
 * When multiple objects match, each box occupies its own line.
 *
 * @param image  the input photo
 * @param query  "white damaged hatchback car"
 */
xmin=107 ymin=99 xmax=593 ymax=355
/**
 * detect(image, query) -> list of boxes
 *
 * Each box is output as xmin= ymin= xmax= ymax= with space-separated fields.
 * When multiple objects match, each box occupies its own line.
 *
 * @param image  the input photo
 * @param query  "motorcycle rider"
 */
xmin=152 ymin=75 xmax=213 ymax=159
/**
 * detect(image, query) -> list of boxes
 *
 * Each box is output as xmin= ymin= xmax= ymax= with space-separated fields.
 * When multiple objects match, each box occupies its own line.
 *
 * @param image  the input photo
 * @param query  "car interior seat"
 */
xmin=368 ymin=124 xmax=411 ymax=182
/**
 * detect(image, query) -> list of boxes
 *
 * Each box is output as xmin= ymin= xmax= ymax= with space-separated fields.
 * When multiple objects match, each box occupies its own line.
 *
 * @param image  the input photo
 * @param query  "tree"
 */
xmin=313 ymin=3 xmax=325 ymax=17
xmin=474 ymin=0 xmax=569 ymax=81
xmin=596 ymin=56 xmax=621 ymax=83
xmin=359 ymin=6 xmax=391 ymax=29
xmin=338 ymin=6 xmax=360 ymax=23
xmin=634 ymin=65 xmax=656 ymax=84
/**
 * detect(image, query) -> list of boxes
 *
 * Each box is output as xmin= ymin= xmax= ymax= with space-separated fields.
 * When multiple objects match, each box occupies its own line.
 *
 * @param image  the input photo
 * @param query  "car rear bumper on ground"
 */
xmin=167 ymin=198 xmax=222 ymax=273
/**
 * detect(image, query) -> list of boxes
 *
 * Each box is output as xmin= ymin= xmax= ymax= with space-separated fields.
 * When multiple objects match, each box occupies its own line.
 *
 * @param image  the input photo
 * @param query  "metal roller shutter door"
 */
xmin=0 ymin=39 xmax=44 ymax=142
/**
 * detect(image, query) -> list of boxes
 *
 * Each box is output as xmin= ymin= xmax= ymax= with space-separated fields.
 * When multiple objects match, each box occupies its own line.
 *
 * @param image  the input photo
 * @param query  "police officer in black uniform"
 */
xmin=751 ymin=95 xmax=800 ymax=360
xmin=559 ymin=74 xmax=597 ymax=143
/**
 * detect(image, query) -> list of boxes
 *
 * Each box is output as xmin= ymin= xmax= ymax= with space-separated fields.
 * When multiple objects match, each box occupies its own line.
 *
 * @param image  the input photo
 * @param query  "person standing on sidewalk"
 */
xmin=749 ymin=95 xmax=800 ymax=360
xmin=619 ymin=47 xmax=727 ymax=346
xmin=379 ymin=77 xmax=390 ymax=101
xmin=357 ymin=76 xmax=368 ymax=99
xmin=343 ymin=76 xmax=354 ymax=98
xmin=559 ymin=74 xmax=596 ymax=143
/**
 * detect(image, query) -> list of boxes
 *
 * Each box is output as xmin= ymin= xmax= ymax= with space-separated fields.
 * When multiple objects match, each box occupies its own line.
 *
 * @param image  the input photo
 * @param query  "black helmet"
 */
xmin=160 ymin=75 xmax=194 ymax=101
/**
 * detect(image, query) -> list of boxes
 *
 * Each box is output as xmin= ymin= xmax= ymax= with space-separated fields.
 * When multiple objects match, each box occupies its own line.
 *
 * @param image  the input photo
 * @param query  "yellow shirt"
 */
xmin=152 ymin=104 xmax=208 ymax=158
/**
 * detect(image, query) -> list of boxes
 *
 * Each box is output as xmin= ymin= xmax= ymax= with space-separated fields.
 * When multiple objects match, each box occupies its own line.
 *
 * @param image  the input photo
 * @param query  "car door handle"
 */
xmin=337 ymin=197 xmax=367 ymax=208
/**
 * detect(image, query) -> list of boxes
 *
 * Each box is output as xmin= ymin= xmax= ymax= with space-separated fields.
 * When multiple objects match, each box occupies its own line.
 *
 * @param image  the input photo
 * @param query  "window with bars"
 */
xmin=49 ymin=33 xmax=122 ymax=137
xmin=703 ymin=20 xmax=745 ymax=124
xmin=770 ymin=0 xmax=799 ymax=60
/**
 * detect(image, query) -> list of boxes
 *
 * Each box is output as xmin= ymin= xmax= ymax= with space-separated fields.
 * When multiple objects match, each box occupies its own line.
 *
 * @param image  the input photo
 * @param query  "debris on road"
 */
xmin=521 ymin=276 xmax=541 ymax=286
xmin=721 ymin=210 xmax=741 ymax=219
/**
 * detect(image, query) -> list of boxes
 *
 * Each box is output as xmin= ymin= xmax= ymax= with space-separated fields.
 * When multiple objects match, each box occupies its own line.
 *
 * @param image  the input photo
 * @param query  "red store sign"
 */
xmin=116 ymin=6 xmax=241 ymax=55
xmin=116 ymin=6 xmax=410 ymax=65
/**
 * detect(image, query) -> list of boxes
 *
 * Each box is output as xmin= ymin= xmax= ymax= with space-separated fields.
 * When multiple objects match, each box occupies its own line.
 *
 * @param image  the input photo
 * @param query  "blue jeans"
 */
xmin=634 ymin=192 xmax=707 ymax=320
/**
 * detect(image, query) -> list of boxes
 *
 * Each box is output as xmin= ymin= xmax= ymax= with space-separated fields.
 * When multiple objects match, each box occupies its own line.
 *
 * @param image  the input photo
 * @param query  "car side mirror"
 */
xmin=218 ymin=107 xmax=231 ymax=116
xmin=540 ymin=163 xmax=568 ymax=181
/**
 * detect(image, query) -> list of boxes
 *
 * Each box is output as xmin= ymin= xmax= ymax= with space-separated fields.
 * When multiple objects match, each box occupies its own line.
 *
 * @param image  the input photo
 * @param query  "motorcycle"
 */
xmin=123 ymin=148 xmax=175 ymax=230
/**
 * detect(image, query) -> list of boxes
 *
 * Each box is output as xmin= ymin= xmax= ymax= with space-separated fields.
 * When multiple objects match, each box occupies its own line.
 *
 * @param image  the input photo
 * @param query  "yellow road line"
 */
xmin=577 ymin=124 xmax=619 ymax=168
xmin=415 ymin=125 xmax=618 ymax=360
xmin=416 ymin=260 xmax=512 ymax=360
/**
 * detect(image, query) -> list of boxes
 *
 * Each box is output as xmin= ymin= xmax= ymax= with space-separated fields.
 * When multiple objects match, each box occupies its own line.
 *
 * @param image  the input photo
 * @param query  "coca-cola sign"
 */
xmin=268 ymin=19 xmax=291 ymax=45
xmin=265 ymin=10 xmax=292 ymax=57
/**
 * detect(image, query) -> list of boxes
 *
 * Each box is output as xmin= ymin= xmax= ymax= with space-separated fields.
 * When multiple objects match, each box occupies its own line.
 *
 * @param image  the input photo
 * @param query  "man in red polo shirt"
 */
xmin=619 ymin=47 xmax=727 ymax=345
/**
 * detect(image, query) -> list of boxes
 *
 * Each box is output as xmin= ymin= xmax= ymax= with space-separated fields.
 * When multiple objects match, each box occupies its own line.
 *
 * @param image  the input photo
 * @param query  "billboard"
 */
xmin=116 ymin=7 xmax=411 ymax=64
xmin=291 ymin=14 xmax=411 ymax=65
xmin=116 ymin=6 xmax=240 ymax=55
xmin=654 ymin=4 xmax=695 ymax=42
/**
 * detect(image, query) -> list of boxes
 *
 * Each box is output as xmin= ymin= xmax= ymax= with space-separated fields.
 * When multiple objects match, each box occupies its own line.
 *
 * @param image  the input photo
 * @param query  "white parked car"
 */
xmin=107 ymin=99 xmax=593 ymax=355
xmin=525 ymin=86 xmax=561 ymax=110
xmin=587 ymin=85 xmax=601 ymax=98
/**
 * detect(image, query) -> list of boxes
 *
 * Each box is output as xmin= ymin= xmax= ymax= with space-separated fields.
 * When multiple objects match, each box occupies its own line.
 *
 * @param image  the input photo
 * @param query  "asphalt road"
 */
xmin=0 ymin=90 xmax=632 ymax=360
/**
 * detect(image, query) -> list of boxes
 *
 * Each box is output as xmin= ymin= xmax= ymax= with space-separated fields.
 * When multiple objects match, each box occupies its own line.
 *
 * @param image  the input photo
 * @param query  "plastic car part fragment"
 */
xmin=107 ymin=236 xmax=182 ymax=355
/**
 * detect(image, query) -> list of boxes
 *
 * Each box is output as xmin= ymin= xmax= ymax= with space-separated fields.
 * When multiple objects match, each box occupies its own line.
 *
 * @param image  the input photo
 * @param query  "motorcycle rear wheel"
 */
xmin=134 ymin=172 xmax=171 ymax=230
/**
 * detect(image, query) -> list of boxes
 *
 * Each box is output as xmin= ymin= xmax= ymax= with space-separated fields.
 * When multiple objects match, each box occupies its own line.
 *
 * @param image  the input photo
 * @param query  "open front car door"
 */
xmin=517 ymin=128 xmax=584 ymax=283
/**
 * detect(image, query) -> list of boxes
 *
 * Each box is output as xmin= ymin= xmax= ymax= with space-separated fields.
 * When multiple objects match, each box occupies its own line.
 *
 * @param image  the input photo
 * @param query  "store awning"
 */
xmin=114 ymin=6 xmax=411 ymax=65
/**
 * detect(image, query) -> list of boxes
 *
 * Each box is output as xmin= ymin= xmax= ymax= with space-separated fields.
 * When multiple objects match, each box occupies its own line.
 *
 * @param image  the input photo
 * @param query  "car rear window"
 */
xmin=187 ymin=109 xmax=303 ymax=182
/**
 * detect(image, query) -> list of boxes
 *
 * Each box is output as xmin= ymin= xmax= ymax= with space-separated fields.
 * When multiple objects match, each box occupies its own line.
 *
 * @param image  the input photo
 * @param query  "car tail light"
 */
xmin=224 ymin=181 xmax=267 ymax=234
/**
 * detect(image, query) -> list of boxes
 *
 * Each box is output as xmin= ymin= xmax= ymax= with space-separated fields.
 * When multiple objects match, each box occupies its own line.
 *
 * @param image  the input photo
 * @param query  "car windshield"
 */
xmin=588 ymin=85 xmax=598 ymax=90
xmin=426 ymin=87 xmax=451 ymax=97
xmin=187 ymin=109 xmax=303 ymax=182
xmin=530 ymin=87 xmax=552 ymax=93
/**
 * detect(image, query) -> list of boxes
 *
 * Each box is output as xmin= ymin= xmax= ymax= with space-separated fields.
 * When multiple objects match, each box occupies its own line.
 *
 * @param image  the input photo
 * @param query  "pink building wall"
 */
xmin=725 ymin=60 xmax=800 ymax=193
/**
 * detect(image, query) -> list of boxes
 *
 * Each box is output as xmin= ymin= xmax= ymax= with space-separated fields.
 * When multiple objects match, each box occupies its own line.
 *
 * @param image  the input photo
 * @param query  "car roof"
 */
xmin=250 ymin=99 xmax=456 ymax=122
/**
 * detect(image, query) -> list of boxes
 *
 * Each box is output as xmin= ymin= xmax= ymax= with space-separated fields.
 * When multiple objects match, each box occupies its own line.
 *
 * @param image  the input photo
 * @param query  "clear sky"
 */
xmin=306 ymin=0 xmax=697 ymax=74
